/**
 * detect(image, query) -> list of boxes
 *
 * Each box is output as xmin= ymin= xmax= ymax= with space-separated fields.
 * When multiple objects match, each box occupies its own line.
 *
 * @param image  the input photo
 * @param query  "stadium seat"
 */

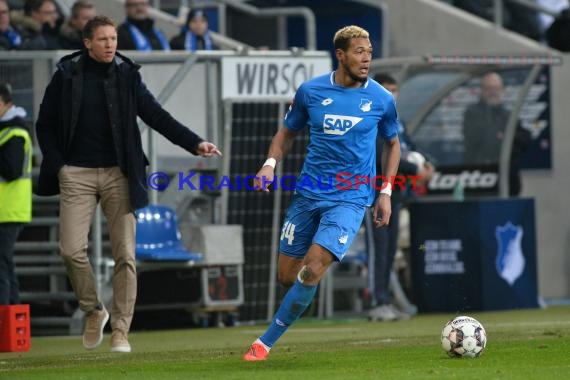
xmin=135 ymin=205 xmax=203 ymax=262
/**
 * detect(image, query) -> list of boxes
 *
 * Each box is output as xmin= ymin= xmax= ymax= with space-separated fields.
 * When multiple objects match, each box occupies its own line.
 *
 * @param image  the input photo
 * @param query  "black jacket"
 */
xmin=35 ymin=50 xmax=204 ymax=210
xmin=463 ymin=101 xmax=531 ymax=196
xmin=463 ymin=101 xmax=530 ymax=164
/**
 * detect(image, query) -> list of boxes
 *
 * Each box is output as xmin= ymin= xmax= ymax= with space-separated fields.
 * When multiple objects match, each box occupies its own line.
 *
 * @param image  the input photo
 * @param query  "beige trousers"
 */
xmin=58 ymin=166 xmax=136 ymax=333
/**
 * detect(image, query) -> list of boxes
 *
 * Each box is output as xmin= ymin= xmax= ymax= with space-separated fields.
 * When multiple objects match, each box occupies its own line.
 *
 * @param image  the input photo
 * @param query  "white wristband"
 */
xmin=380 ymin=182 xmax=392 ymax=197
xmin=263 ymin=157 xmax=277 ymax=169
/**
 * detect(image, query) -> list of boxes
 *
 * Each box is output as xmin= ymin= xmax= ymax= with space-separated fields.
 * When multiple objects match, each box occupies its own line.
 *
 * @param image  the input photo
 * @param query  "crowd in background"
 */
xmin=0 ymin=0 xmax=215 ymax=52
xmin=0 ymin=0 xmax=103 ymax=50
xmin=2 ymin=1 xmax=570 ymax=52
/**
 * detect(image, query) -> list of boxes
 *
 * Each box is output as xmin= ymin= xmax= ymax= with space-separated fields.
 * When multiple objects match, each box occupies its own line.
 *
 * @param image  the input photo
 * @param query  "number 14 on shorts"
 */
xmin=281 ymin=221 xmax=296 ymax=245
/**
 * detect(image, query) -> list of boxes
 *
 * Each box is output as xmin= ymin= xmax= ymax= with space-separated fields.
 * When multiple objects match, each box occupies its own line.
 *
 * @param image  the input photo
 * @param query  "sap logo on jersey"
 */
xmin=323 ymin=114 xmax=363 ymax=135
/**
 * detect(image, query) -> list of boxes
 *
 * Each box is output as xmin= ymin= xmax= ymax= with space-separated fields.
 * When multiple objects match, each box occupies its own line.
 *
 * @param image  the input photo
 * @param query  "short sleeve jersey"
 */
xmin=284 ymin=71 xmax=399 ymax=206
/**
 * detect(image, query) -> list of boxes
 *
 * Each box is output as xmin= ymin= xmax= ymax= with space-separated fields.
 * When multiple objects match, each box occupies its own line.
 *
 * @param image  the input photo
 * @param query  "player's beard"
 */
xmin=342 ymin=61 xmax=367 ymax=84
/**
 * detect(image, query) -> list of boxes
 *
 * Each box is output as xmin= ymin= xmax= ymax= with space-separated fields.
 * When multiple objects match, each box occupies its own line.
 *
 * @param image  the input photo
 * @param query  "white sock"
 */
xmin=255 ymin=338 xmax=271 ymax=352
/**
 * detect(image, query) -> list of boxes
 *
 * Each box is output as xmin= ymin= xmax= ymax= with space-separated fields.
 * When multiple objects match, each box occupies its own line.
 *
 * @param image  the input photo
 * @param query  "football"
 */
xmin=441 ymin=315 xmax=487 ymax=358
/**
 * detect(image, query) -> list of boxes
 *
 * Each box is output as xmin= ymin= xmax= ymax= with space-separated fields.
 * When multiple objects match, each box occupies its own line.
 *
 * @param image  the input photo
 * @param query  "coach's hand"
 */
xmin=373 ymin=194 xmax=391 ymax=228
xmin=197 ymin=141 xmax=222 ymax=157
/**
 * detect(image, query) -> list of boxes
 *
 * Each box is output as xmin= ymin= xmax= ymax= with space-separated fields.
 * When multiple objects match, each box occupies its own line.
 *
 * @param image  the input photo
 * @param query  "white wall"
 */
xmin=523 ymin=61 xmax=570 ymax=300
xmin=138 ymin=61 xmax=209 ymax=159
xmin=376 ymin=0 xmax=549 ymax=56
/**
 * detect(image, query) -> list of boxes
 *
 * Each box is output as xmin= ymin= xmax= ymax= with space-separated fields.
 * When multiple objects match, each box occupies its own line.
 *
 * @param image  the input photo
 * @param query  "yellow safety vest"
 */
xmin=0 ymin=126 xmax=32 ymax=223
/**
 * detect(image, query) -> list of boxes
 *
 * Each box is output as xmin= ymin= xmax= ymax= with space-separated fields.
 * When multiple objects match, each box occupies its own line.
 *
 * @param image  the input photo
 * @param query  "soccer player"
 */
xmin=243 ymin=25 xmax=401 ymax=361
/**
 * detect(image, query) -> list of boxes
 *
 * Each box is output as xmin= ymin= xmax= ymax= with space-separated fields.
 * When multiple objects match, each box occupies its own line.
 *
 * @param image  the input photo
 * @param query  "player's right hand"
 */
xmin=373 ymin=194 xmax=391 ymax=228
xmin=253 ymin=166 xmax=275 ymax=192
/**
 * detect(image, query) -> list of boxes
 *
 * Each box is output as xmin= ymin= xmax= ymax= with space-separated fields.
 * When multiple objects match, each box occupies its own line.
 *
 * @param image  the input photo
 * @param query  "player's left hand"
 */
xmin=373 ymin=194 xmax=391 ymax=228
xmin=197 ymin=141 xmax=222 ymax=157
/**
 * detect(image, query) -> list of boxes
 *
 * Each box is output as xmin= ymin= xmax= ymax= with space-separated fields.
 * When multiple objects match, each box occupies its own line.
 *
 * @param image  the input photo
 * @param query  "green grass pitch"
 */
xmin=1 ymin=305 xmax=569 ymax=379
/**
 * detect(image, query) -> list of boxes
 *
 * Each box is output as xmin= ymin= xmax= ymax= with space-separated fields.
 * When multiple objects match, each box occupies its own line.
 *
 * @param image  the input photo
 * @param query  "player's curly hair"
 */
xmin=333 ymin=25 xmax=369 ymax=51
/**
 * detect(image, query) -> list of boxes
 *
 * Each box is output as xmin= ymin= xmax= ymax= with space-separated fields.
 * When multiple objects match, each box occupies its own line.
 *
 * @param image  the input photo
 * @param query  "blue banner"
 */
xmin=409 ymin=198 xmax=538 ymax=312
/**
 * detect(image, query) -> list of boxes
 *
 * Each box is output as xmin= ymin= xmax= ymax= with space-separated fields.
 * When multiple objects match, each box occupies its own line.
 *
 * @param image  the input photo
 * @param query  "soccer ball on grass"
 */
xmin=441 ymin=315 xmax=487 ymax=358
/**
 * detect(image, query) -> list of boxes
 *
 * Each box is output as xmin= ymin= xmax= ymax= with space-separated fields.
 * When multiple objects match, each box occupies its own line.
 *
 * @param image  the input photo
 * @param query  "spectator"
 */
xmin=546 ymin=6 xmax=570 ymax=51
xmin=117 ymin=0 xmax=169 ymax=51
xmin=462 ymin=72 xmax=532 ymax=196
xmin=170 ymin=8 xmax=214 ymax=51
xmin=368 ymin=73 xmax=434 ymax=322
xmin=35 ymin=15 xmax=221 ymax=353
xmin=10 ymin=0 xmax=61 ymax=49
xmin=59 ymin=0 xmax=96 ymax=50
xmin=0 ymin=0 xmax=23 ymax=50
xmin=0 ymin=82 xmax=32 ymax=305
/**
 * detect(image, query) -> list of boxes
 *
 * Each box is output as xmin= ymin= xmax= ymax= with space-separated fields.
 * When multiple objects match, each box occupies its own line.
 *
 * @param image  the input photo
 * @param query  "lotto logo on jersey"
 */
xmin=323 ymin=114 xmax=363 ymax=135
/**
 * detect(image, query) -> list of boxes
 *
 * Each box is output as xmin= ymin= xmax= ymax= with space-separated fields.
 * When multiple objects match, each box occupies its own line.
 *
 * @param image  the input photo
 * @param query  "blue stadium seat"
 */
xmin=135 ymin=205 xmax=203 ymax=262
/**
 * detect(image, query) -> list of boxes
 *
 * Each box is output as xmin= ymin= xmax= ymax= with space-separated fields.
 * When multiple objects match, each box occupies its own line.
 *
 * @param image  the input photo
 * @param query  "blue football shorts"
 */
xmin=278 ymin=193 xmax=367 ymax=261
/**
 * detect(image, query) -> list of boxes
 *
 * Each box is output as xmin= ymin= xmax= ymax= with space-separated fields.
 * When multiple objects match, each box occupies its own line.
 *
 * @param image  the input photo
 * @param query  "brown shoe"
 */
xmin=83 ymin=307 xmax=109 ymax=350
xmin=110 ymin=330 xmax=131 ymax=353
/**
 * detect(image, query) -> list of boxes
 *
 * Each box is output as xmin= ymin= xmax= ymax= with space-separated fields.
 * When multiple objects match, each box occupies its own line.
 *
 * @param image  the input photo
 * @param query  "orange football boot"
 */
xmin=243 ymin=342 xmax=269 ymax=361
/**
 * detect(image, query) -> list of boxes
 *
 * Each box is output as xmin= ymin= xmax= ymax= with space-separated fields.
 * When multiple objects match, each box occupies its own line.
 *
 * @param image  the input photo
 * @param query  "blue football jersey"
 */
xmin=284 ymin=72 xmax=400 ymax=206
